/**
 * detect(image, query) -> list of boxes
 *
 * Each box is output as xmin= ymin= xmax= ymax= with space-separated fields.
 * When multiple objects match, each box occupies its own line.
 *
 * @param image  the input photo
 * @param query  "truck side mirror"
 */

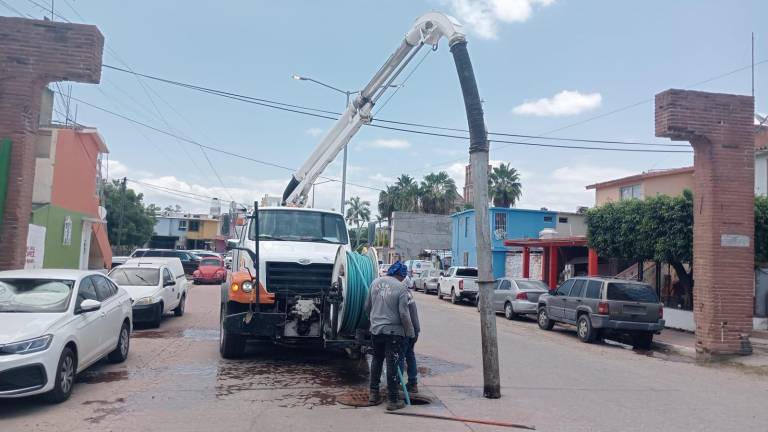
xmin=226 ymin=239 xmax=239 ymax=250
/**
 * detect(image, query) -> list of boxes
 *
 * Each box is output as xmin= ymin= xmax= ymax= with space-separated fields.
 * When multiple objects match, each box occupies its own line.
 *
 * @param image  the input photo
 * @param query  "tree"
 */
xmin=163 ymin=204 xmax=182 ymax=214
xmin=102 ymin=179 xmax=156 ymax=252
xmin=757 ymin=196 xmax=768 ymax=266
xmin=488 ymin=163 xmax=522 ymax=208
xmin=345 ymin=196 xmax=371 ymax=249
xmin=146 ymin=204 xmax=161 ymax=215
xmin=420 ymin=171 xmax=460 ymax=215
xmin=394 ymin=174 xmax=419 ymax=213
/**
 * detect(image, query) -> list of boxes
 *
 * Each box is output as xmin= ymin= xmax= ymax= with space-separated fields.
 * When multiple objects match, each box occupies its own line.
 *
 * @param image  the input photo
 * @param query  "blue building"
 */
xmin=451 ymin=208 xmax=584 ymax=279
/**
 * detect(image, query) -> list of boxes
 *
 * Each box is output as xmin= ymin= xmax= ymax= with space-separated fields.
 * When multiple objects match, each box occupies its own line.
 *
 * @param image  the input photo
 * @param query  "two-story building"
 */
xmin=149 ymin=213 xmax=226 ymax=252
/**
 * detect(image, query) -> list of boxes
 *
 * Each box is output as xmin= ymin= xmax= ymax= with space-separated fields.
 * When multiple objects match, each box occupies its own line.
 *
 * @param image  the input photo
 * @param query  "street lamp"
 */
xmin=293 ymin=74 xmax=398 ymax=214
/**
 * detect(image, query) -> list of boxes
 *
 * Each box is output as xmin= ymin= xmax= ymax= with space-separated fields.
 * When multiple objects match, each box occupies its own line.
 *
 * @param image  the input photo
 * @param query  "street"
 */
xmin=0 ymin=284 xmax=766 ymax=432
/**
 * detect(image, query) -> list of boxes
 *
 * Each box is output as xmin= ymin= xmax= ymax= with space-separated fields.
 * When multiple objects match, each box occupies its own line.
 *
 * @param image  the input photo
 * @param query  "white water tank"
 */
xmin=539 ymin=228 xmax=558 ymax=239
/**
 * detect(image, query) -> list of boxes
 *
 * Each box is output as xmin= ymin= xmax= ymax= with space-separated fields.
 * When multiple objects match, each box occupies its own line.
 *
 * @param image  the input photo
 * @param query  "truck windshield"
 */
xmin=250 ymin=210 xmax=349 ymax=244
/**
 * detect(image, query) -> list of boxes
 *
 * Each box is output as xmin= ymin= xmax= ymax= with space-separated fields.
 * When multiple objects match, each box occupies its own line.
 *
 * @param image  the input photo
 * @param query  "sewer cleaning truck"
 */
xmin=219 ymin=11 xmax=485 ymax=358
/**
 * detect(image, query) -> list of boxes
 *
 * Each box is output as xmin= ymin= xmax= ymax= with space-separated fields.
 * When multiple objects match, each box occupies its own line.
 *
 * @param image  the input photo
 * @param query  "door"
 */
xmin=549 ymin=279 xmax=574 ymax=319
xmin=494 ymin=279 xmax=511 ymax=312
xmin=92 ymin=275 xmax=122 ymax=355
xmin=162 ymin=267 xmax=179 ymax=309
xmin=563 ymin=279 xmax=586 ymax=322
xmin=73 ymin=277 xmax=103 ymax=368
xmin=79 ymin=220 xmax=93 ymax=270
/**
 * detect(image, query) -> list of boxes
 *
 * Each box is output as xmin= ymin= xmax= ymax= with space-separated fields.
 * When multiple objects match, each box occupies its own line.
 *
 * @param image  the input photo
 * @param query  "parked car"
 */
xmin=130 ymin=249 xmax=200 ymax=275
xmin=437 ymin=266 xmax=478 ymax=304
xmin=404 ymin=260 xmax=434 ymax=278
xmin=414 ymin=269 xmax=440 ymax=294
xmin=110 ymin=256 xmax=129 ymax=269
xmin=224 ymin=252 xmax=233 ymax=270
xmin=487 ymin=278 xmax=550 ymax=319
xmin=189 ymin=250 xmax=221 ymax=259
xmin=537 ymin=277 xmax=664 ymax=348
xmin=109 ymin=259 xmax=188 ymax=328
xmin=0 ymin=269 xmax=132 ymax=402
xmin=192 ymin=256 xmax=227 ymax=285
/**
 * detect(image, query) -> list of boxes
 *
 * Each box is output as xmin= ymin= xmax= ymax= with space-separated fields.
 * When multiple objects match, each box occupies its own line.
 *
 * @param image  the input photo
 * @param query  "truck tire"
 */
xmin=538 ymin=307 xmax=554 ymax=330
xmin=632 ymin=332 xmax=654 ymax=350
xmin=219 ymin=303 xmax=246 ymax=358
xmin=450 ymin=288 xmax=458 ymax=305
xmin=437 ymin=285 xmax=443 ymax=300
xmin=577 ymin=314 xmax=597 ymax=343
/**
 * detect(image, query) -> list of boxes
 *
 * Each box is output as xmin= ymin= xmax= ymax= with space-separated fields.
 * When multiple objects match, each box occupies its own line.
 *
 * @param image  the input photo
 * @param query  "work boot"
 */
xmin=386 ymin=400 xmax=406 ymax=411
xmin=368 ymin=389 xmax=381 ymax=405
xmin=406 ymin=382 xmax=418 ymax=394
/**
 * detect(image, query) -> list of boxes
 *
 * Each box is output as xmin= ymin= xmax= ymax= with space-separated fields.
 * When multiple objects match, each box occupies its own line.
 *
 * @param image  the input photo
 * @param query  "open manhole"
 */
xmin=407 ymin=394 xmax=432 ymax=405
xmin=337 ymin=390 xmax=432 ymax=407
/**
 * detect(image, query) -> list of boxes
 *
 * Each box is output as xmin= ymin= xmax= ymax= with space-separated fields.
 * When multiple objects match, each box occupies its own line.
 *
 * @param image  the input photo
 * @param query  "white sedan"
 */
xmin=0 ymin=269 xmax=132 ymax=403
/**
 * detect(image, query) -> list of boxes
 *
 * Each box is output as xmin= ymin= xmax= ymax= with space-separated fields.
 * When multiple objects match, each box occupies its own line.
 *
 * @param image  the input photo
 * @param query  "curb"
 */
xmin=653 ymin=340 xmax=696 ymax=358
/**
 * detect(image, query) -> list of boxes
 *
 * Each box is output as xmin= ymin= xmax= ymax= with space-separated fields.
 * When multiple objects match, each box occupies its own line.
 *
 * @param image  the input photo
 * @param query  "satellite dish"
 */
xmin=98 ymin=206 xmax=107 ymax=221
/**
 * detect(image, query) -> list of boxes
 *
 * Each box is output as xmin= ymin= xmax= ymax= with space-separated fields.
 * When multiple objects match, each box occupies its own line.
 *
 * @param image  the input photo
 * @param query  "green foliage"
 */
xmin=102 ymin=180 xmax=157 ymax=249
xmin=419 ymin=171 xmax=460 ymax=214
xmin=757 ymin=196 xmax=768 ymax=265
xmin=488 ymin=163 xmax=522 ymax=208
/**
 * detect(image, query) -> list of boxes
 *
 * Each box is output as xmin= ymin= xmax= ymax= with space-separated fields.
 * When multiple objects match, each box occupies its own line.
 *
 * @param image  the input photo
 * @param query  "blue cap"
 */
xmin=387 ymin=260 xmax=408 ymax=277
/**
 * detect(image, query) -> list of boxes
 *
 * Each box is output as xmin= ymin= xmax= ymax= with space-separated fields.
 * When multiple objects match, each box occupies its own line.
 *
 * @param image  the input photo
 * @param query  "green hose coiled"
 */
xmin=339 ymin=251 xmax=377 ymax=334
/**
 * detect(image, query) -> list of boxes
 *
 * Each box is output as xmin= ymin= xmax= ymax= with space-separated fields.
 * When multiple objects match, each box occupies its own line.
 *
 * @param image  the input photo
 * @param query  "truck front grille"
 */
xmin=266 ymin=261 xmax=333 ymax=295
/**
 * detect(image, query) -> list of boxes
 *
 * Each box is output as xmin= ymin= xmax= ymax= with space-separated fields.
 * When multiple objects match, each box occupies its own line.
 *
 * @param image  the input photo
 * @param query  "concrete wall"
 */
xmin=594 ymin=171 xmax=694 ymax=206
xmin=31 ymin=205 xmax=85 ymax=269
xmin=756 ymin=152 xmax=767 ymax=196
xmin=32 ymin=130 xmax=55 ymax=204
xmin=555 ymin=213 xmax=587 ymax=237
xmin=390 ymin=211 xmax=451 ymax=262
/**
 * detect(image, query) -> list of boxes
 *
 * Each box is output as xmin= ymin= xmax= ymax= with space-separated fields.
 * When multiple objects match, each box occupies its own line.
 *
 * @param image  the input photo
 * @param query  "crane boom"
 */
xmin=282 ymin=12 xmax=466 ymax=207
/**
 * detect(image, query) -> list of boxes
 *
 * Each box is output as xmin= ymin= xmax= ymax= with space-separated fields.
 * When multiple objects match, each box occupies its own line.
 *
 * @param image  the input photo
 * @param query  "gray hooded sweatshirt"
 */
xmin=365 ymin=276 xmax=415 ymax=338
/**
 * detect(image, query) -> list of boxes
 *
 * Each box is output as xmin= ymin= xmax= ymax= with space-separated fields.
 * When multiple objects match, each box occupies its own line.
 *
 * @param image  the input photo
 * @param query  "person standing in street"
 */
xmin=365 ymin=260 xmax=415 ymax=411
xmin=398 ymin=286 xmax=420 ymax=394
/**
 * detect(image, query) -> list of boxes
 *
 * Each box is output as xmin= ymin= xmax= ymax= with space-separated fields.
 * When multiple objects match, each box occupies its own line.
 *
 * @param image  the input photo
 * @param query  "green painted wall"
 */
xmin=31 ymin=205 xmax=88 ymax=269
xmin=0 ymin=138 xmax=11 ymax=225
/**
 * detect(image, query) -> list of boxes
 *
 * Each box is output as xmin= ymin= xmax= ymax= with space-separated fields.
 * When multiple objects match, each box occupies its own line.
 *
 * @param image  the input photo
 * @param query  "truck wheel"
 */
xmin=437 ymin=285 xmax=443 ymax=300
xmin=174 ymin=294 xmax=186 ymax=317
xmin=538 ymin=307 xmax=554 ymax=330
xmin=219 ymin=303 xmax=245 ymax=358
xmin=150 ymin=302 xmax=163 ymax=328
xmin=632 ymin=332 xmax=654 ymax=350
xmin=577 ymin=315 xmax=597 ymax=343
xmin=450 ymin=289 xmax=458 ymax=304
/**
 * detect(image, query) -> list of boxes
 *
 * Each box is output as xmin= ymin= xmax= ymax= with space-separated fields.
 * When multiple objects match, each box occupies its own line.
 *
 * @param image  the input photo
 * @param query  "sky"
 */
xmin=5 ymin=0 xmax=766 ymax=215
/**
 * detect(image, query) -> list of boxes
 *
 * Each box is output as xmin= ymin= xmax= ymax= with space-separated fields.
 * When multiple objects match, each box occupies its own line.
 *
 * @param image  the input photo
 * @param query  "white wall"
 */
xmin=756 ymin=152 xmax=767 ymax=196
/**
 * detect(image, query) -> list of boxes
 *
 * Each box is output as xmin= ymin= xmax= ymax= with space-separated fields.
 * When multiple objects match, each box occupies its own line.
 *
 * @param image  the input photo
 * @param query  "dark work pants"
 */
xmin=398 ymin=336 xmax=417 ymax=385
xmin=370 ymin=333 xmax=404 ymax=402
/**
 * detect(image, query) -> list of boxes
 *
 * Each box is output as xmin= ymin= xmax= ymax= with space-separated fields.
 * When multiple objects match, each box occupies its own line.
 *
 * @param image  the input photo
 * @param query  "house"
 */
xmin=388 ymin=211 xmax=451 ymax=264
xmin=451 ymin=208 xmax=586 ymax=279
xmin=149 ymin=213 xmax=226 ymax=252
xmin=756 ymin=114 xmax=767 ymax=196
xmin=28 ymin=123 xmax=112 ymax=269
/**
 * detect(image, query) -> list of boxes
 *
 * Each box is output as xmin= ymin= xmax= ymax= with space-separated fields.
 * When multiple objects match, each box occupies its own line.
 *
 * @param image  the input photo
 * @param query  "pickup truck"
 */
xmin=437 ymin=266 xmax=478 ymax=305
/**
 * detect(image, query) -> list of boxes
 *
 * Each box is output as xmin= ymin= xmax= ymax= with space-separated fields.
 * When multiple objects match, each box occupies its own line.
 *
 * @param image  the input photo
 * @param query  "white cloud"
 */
xmin=368 ymin=173 xmax=396 ymax=184
xmin=449 ymin=0 xmax=554 ymax=39
xmin=362 ymin=139 xmax=412 ymax=149
xmin=512 ymin=90 xmax=602 ymax=117
xmin=306 ymin=127 xmax=324 ymax=137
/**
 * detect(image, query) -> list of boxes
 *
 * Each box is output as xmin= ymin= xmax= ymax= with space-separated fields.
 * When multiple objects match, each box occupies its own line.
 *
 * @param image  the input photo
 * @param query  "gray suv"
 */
xmin=537 ymin=277 xmax=665 ymax=349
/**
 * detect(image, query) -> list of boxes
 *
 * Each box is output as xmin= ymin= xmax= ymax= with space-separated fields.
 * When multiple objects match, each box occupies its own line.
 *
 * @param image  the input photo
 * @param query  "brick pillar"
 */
xmin=0 ymin=17 xmax=103 ymax=270
xmin=522 ymin=247 xmax=530 ymax=278
xmin=541 ymin=247 xmax=548 ymax=284
xmin=588 ymin=249 xmax=599 ymax=276
xmin=656 ymin=89 xmax=755 ymax=357
xmin=548 ymin=246 xmax=558 ymax=289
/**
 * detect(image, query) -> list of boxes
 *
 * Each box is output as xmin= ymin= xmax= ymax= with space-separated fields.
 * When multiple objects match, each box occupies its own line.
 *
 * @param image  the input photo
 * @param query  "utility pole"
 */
xmin=116 ymin=177 xmax=127 ymax=249
xmin=451 ymin=41 xmax=501 ymax=398
xmin=752 ymin=32 xmax=755 ymax=99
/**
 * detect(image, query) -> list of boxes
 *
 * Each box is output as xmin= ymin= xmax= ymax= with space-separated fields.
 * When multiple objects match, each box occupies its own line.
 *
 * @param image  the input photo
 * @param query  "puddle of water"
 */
xmin=82 ymin=397 xmax=125 ymax=406
xmin=131 ymin=327 xmax=219 ymax=341
xmin=416 ymin=355 xmax=470 ymax=377
xmin=273 ymin=389 xmax=339 ymax=408
xmin=78 ymin=370 xmax=129 ymax=384
xmin=82 ymin=397 xmax=127 ymax=424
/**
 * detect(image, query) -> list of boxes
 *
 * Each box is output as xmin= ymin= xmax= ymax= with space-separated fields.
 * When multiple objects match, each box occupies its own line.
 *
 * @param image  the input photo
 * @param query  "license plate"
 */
xmin=623 ymin=305 xmax=646 ymax=314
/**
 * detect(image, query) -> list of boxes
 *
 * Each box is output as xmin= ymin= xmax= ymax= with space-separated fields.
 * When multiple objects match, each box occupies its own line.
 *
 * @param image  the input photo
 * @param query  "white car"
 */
xmin=0 ymin=269 xmax=132 ymax=403
xmin=109 ymin=259 xmax=187 ymax=328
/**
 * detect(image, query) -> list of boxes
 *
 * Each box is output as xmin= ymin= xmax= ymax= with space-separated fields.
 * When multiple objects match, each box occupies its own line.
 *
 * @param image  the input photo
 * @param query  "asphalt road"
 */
xmin=1 ymin=284 xmax=767 ymax=431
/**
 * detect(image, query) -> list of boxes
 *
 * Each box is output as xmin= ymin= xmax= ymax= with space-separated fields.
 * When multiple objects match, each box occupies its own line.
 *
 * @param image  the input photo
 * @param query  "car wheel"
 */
xmin=577 ymin=315 xmax=597 ymax=343
xmin=504 ymin=302 xmax=518 ymax=320
xmin=108 ymin=322 xmax=130 ymax=363
xmin=174 ymin=294 xmax=186 ymax=317
xmin=219 ymin=303 xmax=246 ymax=358
xmin=437 ymin=285 xmax=443 ymax=300
xmin=632 ymin=332 xmax=654 ymax=350
xmin=150 ymin=302 xmax=163 ymax=328
xmin=450 ymin=289 xmax=458 ymax=305
xmin=44 ymin=347 xmax=76 ymax=403
xmin=538 ymin=307 xmax=554 ymax=330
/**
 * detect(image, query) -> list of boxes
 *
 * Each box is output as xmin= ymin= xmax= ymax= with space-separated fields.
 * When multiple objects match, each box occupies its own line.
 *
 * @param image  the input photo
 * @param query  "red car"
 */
xmin=192 ymin=256 xmax=227 ymax=284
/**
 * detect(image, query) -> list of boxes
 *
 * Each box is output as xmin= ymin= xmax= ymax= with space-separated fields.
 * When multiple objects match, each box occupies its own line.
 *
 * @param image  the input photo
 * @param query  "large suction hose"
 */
xmin=332 ymin=247 xmax=378 ymax=336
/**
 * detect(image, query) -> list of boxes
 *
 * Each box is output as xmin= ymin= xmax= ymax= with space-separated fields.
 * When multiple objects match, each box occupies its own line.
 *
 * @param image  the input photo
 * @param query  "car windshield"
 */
xmin=515 ymin=280 xmax=549 ymax=291
xmin=109 ymin=268 xmax=160 ymax=286
xmin=0 ymin=279 xmax=74 ymax=313
xmin=200 ymin=258 xmax=220 ymax=266
xmin=456 ymin=268 xmax=478 ymax=277
xmin=250 ymin=210 xmax=349 ymax=244
xmin=607 ymin=282 xmax=658 ymax=302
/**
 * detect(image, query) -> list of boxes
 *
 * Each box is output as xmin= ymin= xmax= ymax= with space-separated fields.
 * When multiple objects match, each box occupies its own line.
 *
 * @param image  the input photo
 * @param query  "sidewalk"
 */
xmin=654 ymin=328 xmax=768 ymax=368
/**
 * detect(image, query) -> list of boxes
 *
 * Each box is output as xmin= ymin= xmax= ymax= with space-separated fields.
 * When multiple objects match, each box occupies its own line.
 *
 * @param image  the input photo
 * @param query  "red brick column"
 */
xmin=0 ymin=17 xmax=103 ymax=270
xmin=656 ymin=89 xmax=755 ymax=357
xmin=522 ymin=247 xmax=530 ymax=278
xmin=548 ymin=246 xmax=558 ymax=289
xmin=587 ymin=248 xmax=599 ymax=276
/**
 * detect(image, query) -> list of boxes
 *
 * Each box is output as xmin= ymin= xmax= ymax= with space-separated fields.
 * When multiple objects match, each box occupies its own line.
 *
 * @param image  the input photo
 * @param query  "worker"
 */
xmin=398 ymin=286 xmax=420 ymax=394
xmin=365 ymin=260 xmax=415 ymax=411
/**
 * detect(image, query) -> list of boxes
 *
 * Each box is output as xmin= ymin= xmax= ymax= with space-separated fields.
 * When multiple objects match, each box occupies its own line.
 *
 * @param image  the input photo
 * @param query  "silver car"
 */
xmin=489 ymin=278 xmax=550 ymax=319
xmin=414 ymin=269 xmax=440 ymax=294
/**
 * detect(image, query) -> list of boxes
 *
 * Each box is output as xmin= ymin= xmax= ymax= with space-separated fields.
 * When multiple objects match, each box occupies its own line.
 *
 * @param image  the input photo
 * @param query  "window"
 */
xmin=163 ymin=269 xmax=174 ymax=284
xmin=543 ymin=216 xmax=553 ymax=223
xmin=76 ymin=278 xmax=98 ymax=309
xmin=556 ymin=279 xmax=574 ymax=296
xmin=178 ymin=220 xmax=188 ymax=230
xmin=558 ymin=217 xmax=568 ymax=223
xmin=109 ymin=268 xmax=160 ymax=286
xmin=188 ymin=220 xmax=200 ymax=232
xmin=464 ymin=216 xmax=469 ymax=237
xmin=92 ymin=276 xmax=116 ymax=301
xmin=494 ymin=213 xmax=507 ymax=235
xmin=569 ymin=280 xmax=586 ymax=298
xmin=456 ymin=268 xmax=477 ymax=277
xmin=620 ymin=184 xmax=641 ymax=200
xmin=607 ymin=282 xmax=658 ymax=302
xmin=249 ymin=210 xmax=349 ymax=244
xmin=515 ymin=280 xmax=549 ymax=291
xmin=0 ymin=279 xmax=74 ymax=313
xmin=499 ymin=280 xmax=511 ymax=290
xmin=585 ymin=280 xmax=602 ymax=299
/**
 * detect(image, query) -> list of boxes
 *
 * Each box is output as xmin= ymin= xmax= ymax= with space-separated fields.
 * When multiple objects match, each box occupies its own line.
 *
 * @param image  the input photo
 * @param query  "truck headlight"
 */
xmin=0 ymin=334 xmax=53 ymax=355
xmin=134 ymin=296 xmax=159 ymax=306
xmin=241 ymin=281 xmax=254 ymax=293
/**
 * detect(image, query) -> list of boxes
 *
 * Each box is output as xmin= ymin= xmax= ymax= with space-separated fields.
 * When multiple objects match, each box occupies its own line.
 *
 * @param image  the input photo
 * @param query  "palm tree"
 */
xmin=488 ymin=163 xmax=522 ymax=208
xmin=420 ymin=171 xmax=460 ymax=214
xmin=345 ymin=196 xmax=371 ymax=248
xmin=394 ymin=174 xmax=419 ymax=212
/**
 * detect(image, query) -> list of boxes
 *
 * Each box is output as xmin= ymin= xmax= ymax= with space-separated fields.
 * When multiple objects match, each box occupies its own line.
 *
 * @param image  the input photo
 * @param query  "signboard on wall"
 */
xmin=25 ymin=224 xmax=46 ymax=269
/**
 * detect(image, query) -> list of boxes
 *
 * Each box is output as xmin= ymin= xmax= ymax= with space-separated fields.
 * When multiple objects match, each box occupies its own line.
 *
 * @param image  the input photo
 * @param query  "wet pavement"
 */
xmin=1 ymin=284 xmax=767 ymax=431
